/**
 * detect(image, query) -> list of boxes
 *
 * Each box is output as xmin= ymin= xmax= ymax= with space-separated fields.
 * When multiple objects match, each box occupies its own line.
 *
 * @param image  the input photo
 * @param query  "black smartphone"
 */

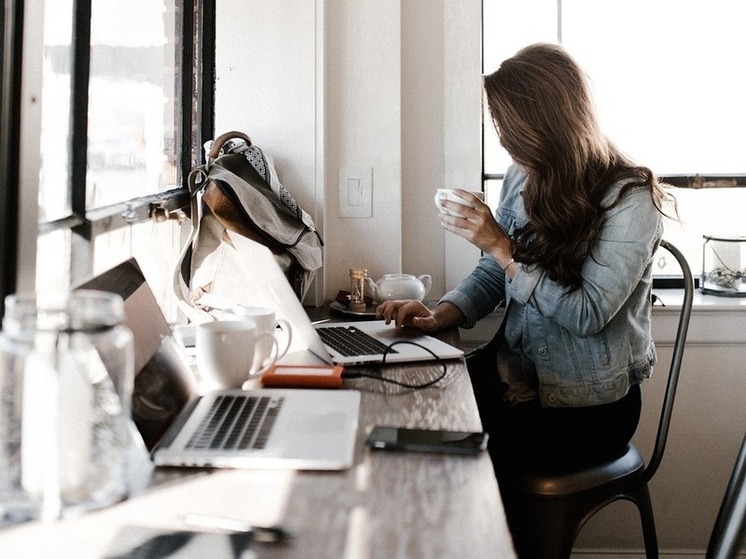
xmin=365 ymin=426 xmax=488 ymax=456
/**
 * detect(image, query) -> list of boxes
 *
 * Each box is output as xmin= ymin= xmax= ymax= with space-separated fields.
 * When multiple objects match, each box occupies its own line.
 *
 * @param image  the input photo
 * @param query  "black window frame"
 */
xmin=0 ymin=0 xmax=24 ymax=318
xmin=0 ymin=0 xmax=216 ymax=316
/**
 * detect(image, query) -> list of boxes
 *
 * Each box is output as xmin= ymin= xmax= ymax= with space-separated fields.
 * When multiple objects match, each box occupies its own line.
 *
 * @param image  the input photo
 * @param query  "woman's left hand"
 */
xmin=438 ymin=189 xmax=512 ymax=260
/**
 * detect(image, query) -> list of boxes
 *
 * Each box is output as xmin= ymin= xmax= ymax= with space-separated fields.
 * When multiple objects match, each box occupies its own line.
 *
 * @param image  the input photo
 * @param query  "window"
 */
xmin=21 ymin=0 xmax=215 ymax=319
xmin=40 ymin=0 xmax=182 ymax=221
xmin=483 ymin=0 xmax=746 ymax=278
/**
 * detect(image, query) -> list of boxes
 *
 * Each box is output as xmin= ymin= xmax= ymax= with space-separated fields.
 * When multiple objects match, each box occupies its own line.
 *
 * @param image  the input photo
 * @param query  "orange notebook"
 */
xmin=260 ymin=364 xmax=345 ymax=389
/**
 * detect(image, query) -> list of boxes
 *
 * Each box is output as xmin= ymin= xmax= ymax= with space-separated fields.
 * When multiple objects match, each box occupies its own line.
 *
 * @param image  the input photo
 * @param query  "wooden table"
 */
xmin=0 ymin=322 xmax=515 ymax=558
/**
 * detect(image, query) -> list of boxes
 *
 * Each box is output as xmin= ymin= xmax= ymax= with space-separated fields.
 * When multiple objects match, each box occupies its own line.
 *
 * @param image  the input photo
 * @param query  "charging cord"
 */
xmin=340 ymin=341 xmax=448 ymax=390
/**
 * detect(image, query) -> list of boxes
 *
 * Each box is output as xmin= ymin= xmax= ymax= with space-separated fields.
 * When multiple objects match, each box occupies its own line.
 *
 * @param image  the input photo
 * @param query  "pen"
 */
xmin=180 ymin=513 xmax=293 ymax=544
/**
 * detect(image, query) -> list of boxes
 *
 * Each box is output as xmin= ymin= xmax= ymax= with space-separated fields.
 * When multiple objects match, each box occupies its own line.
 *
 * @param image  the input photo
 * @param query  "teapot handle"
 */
xmin=417 ymin=274 xmax=432 ymax=298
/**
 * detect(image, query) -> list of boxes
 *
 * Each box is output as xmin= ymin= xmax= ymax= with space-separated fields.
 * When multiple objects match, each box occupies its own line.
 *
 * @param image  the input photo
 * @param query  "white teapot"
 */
xmin=364 ymin=273 xmax=432 ymax=302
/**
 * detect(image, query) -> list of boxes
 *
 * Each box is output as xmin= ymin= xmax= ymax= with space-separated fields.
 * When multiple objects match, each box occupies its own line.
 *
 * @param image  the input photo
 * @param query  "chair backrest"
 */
xmin=707 ymin=433 xmax=746 ymax=559
xmin=642 ymin=240 xmax=694 ymax=484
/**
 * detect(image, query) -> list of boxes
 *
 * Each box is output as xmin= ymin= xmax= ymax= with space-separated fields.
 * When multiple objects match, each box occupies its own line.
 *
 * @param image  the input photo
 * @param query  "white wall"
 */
xmin=215 ymin=0 xmax=323 ymax=301
xmin=16 ymin=0 xmax=45 ymax=293
xmin=215 ymin=0 xmax=481 ymax=305
xmin=324 ymin=0 xmax=403 ymax=300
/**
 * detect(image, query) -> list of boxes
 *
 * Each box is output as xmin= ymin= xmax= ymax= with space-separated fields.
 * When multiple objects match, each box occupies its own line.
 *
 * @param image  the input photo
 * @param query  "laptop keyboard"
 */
xmin=185 ymin=394 xmax=284 ymax=451
xmin=317 ymin=325 xmax=398 ymax=357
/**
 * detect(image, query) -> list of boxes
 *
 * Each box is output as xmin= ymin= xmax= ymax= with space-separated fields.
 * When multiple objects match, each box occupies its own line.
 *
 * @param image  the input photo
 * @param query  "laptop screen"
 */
xmin=77 ymin=259 xmax=197 ymax=450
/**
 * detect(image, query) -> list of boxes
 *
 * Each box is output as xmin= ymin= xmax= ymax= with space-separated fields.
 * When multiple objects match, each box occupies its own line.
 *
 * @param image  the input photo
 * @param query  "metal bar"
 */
xmin=179 ymin=0 xmax=196 ymax=185
xmin=68 ymin=0 xmax=91 ymax=227
xmin=200 ymin=0 xmax=216 ymax=149
xmin=0 ymin=0 xmax=24 ymax=315
xmin=39 ymin=188 xmax=190 ymax=237
xmin=483 ymin=173 xmax=746 ymax=187
xmin=660 ymin=174 xmax=746 ymax=189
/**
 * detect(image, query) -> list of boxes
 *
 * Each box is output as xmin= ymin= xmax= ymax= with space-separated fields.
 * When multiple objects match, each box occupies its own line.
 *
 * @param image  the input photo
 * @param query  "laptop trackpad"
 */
xmin=286 ymin=411 xmax=349 ymax=434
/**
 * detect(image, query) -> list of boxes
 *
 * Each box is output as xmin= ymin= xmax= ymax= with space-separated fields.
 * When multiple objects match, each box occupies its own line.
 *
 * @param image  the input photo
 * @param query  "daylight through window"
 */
xmin=483 ymin=0 xmax=746 ymax=277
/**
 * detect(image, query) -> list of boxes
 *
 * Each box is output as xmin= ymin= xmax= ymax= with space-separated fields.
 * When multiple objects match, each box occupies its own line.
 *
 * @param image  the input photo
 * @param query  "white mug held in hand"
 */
xmin=237 ymin=306 xmax=293 ymax=364
xmin=434 ymin=189 xmax=485 ymax=217
xmin=196 ymin=320 xmax=279 ymax=390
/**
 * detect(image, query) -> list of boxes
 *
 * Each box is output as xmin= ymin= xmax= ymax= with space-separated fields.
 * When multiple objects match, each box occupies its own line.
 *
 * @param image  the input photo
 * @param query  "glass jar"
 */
xmin=0 ymin=290 xmax=134 ymax=522
xmin=701 ymin=235 xmax=746 ymax=297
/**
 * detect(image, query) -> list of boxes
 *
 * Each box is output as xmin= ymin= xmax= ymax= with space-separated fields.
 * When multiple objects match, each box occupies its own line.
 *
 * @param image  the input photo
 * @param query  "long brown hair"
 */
xmin=483 ymin=43 xmax=669 ymax=289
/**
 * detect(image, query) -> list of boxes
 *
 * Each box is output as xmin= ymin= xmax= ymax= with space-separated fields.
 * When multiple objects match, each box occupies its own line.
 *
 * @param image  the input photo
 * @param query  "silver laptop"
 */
xmin=217 ymin=231 xmax=464 ymax=366
xmin=78 ymin=259 xmax=360 ymax=470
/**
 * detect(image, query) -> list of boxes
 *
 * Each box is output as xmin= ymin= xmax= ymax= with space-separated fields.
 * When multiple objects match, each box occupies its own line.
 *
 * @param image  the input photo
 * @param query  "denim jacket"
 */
xmin=442 ymin=164 xmax=663 ymax=407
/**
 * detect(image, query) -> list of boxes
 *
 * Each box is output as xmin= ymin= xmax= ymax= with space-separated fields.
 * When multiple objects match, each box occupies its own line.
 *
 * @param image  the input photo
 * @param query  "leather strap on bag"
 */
xmin=206 ymin=131 xmax=252 ymax=163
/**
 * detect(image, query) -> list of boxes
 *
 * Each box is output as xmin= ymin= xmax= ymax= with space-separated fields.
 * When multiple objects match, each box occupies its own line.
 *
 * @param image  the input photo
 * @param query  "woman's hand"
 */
xmin=375 ymin=300 xmax=437 ymax=331
xmin=438 ymin=189 xmax=512 ymax=266
xmin=376 ymin=300 xmax=465 ymax=333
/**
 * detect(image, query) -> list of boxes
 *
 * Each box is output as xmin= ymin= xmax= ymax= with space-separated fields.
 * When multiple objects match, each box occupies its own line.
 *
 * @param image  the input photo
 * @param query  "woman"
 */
xmin=376 ymin=42 xmax=671 ymax=545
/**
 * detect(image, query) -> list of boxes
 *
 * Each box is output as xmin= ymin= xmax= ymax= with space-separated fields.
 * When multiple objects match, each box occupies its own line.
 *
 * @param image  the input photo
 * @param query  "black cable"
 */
xmin=340 ymin=341 xmax=448 ymax=390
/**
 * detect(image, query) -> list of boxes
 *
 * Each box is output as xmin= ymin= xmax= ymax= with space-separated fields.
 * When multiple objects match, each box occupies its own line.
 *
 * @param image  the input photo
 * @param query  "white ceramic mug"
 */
xmin=196 ymin=319 xmax=279 ymax=389
xmin=237 ymin=306 xmax=293 ymax=366
xmin=434 ymin=189 xmax=485 ymax=217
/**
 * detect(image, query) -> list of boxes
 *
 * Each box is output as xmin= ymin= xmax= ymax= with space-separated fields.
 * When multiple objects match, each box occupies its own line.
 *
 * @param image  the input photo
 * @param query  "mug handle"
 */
xmin=273 ymin=318 xmax=293 ymax=359
xmin=248 ymin=332 xmax=279 ymax=378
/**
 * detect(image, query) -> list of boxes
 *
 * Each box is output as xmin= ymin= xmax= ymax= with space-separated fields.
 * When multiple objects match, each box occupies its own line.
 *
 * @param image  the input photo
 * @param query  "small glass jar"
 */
xmin=701 ymin=235 xmax=746 ymax=297
xmin=0 ymin=290 xmax=134 ymax=522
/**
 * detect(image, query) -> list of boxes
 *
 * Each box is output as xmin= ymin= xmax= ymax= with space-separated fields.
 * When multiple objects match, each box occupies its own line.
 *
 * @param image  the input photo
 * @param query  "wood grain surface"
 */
xmin=0 ymin=359 xmax=515 ymax=558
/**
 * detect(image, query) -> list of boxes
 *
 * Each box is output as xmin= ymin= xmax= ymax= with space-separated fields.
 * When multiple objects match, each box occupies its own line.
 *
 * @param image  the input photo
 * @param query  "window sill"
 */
xmin=461 ymin=289 xmax=746 ymax=348
xmin=460 ymin=288 xmax=746 ymax=349
xmin=652 ymin=288 xmax=746 ymax=311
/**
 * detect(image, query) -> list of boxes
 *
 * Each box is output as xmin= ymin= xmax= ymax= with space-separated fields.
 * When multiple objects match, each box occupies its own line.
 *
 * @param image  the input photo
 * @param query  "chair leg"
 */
xmin=513 ymin=495 xmax=585 ymax=559
xmin=626 ymin=483 xmax=659 ymax=559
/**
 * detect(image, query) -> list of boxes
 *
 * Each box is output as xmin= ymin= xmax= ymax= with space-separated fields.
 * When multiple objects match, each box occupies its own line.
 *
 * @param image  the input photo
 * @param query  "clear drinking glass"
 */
xmin=0 ymin=290 xmax=134 ymax=522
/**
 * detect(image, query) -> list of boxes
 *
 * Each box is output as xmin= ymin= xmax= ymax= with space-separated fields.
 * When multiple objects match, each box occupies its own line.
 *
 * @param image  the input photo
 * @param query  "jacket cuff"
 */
xmin=507 ymin=263 xmax=540 ymax=306
xmin=439 ymin=291 xmax=479 ymax=329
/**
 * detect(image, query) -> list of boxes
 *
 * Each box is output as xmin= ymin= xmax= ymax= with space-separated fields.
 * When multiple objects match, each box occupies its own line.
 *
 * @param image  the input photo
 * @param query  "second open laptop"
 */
xmin=217 ymin=231 xmax=464 ymax=367
xmin=77 ymin=258 xmax=360 ymax=470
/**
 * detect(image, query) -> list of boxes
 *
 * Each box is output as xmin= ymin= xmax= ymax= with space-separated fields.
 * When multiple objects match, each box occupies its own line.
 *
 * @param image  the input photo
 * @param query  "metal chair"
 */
xmin=515 ymin=240 xmax=694 ymax=558
xmin=706 ymin=433 xmax=746 ymax=559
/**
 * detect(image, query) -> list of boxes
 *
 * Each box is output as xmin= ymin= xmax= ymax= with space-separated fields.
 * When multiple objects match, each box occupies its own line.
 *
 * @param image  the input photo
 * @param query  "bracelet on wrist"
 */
xmin=502 ymin=258 xmax=515 ymax=272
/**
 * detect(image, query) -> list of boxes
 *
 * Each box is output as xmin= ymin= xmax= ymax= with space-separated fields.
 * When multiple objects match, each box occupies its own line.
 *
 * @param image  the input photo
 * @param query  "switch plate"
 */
xmin=338 ymin=167 xmax=372 ymax=218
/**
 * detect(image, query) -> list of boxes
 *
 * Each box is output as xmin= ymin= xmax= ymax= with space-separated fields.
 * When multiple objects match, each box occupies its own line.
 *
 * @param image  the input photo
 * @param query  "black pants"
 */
xmin=467 ymin=340 xmax=641 ymax=473
xmin=466 ymin=342 xmax=642 ymax=555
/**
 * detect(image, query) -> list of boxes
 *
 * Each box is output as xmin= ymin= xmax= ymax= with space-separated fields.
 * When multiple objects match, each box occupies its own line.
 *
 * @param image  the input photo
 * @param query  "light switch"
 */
xmin=338 ymin=167 xmax=372 ymax=218
xmin=348 ymin=179 xmax=361 ymax=206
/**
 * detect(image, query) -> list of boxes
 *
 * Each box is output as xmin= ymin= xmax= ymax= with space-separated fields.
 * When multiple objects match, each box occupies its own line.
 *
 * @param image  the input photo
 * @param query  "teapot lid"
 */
xmin=382 ymin=273 xmax=415 ymax=279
